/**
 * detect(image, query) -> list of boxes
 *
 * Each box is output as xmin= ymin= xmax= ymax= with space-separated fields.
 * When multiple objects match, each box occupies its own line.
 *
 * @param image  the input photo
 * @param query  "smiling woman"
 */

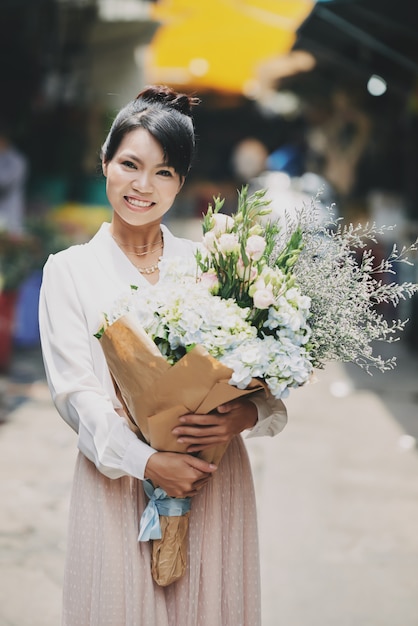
xmin=38 ymin=85 xmax=288 ymax=626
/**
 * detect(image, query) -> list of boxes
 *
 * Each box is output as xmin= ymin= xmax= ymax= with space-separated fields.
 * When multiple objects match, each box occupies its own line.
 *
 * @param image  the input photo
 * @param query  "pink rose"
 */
xmin=200 ymin=271 xmax=220 ymax=294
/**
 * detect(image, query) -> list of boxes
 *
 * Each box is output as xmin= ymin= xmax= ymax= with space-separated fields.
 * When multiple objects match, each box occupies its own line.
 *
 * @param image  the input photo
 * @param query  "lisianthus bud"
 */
xmin=249 ymin=224 xmax=263 ymax=236
xmin=245 ymin=235 xmax=266 ymax=261
xmin=212 ymin=213 xmax=234 ymax=236
xmin=218 ymin=233 xmax=240 ymax=255
xmin=253 ymin=288 xmax=275 ymax=309
xmin=268 ymin=267 xmax=285 ymax=290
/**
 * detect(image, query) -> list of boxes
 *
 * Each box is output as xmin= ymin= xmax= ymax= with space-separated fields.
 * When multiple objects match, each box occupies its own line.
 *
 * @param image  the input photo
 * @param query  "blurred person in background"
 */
xmin=231 ymin=137 xmax=269 ymax=186
xmin=305 ymin=89 xmax=370 ymax=203
xmin=232 ymin=134 xmax=336 ymax=230
xmin=0 ymin=120 xmax=27 ymax=234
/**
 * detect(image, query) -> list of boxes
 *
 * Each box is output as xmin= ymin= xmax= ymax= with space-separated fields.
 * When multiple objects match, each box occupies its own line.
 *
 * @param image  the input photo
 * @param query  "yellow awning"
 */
xmin=145 ymin=0 xmax=315 ymax=95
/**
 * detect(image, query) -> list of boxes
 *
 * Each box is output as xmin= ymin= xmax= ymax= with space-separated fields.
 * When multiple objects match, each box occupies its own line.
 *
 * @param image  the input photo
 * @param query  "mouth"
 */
xmin=125 ymin=196 xmax=155 ymax=210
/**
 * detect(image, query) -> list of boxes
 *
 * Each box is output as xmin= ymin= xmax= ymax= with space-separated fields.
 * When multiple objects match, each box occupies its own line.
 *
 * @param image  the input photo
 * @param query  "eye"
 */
xmin=157 ymin=168 xmax=174 ymax=178
xmin=122 ymin=160 xmax=136 ymax=169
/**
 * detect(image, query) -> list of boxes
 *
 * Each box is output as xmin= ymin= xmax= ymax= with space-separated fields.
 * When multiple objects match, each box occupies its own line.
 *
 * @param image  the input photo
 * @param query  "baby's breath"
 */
xmin=289 ymin=195 xmax=418 ymax=372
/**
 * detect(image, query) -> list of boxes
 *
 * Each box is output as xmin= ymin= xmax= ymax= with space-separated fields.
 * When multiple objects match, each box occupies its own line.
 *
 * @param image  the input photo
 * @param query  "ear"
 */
xmin=102 ymin=160 xmax=107 ymax=177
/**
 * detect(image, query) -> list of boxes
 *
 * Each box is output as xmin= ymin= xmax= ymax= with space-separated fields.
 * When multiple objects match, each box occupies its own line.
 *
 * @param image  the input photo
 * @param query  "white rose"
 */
xmin=217 ymin=233 xmax=240 ymax=255
xmin=253 ymin=288 xmax=275 ymax=309
xmin=203 ymin=231 xmax=217 ymax=252
xmin=245 ymin=235 xmax=266 ymax=261
xmin=212 ymin=213 xmax=234 ymax=235
xmin=249 ymin=275 xmax=267 ymax=297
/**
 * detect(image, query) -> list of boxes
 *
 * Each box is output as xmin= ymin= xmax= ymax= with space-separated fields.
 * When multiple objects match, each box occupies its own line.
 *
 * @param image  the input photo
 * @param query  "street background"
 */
xmin=0 ymin=337 xmax=417 ymax=626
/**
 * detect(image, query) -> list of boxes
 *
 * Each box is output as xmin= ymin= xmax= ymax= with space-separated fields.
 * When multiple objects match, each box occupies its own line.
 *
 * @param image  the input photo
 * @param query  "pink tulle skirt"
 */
xmin=62 ymin=435 xmax=261 ymax=626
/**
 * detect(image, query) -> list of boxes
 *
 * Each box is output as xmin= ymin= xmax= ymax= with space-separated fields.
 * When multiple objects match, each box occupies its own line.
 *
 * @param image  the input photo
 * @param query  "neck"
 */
xmin=110 ymin=224 xmax=163 ymax=250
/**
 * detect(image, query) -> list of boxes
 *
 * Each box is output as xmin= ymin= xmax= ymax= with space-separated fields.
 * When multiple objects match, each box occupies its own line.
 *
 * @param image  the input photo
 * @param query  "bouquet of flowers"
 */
xmin=197 ymin=186 xmax=418 ymax=373
xmin=95 ymin=185 xmax=418 ymax=586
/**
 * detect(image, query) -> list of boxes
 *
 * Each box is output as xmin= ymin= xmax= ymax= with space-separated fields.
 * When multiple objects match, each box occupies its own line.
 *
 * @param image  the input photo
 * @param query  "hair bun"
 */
xmin=136 ymin=85 xmax=200 ymax=117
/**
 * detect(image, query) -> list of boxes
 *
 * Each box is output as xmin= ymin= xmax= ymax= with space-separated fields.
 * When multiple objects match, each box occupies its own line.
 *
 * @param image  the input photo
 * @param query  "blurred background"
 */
xmin=0 ymin=0 xmax=418 ymax=366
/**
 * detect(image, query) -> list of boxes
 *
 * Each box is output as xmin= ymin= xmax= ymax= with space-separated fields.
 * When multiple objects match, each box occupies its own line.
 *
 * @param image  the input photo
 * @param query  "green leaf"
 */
xmin=94 ymin=327 xmax=105 ymax=340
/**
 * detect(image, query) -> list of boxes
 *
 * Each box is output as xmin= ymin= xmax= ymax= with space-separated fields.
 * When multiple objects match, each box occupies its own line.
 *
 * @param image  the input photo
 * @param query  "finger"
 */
xmin=186 ymin=443 xmax=216 ymax=453
xmin=177 ymin=413 xmax=221 ymax=426
xmin=184 ymin=442 xmax=217 ymax=453
xmin=216 ymin=402 xmax=234 ymax=413
xmin=174 ymin=425 xmax=221 ymax=439
xmin=217 ymin=399 xmax=245 ymax=413
xmin=177 ymin=433 xmax=228 ymax=447
xmin=185 ymin=455 xmax=217 ymax=473
xmin=173 ymin=420 xmax=227 ymax=436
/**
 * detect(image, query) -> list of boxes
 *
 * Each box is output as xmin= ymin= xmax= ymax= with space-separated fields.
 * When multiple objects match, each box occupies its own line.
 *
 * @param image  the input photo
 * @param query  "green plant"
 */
xmin=25 ymin=217 xmax=71 ymax=269
xmin=0 ymin=231 xmax=37 ymax=292
xmin=0 ymin=219 xmax=71 ymax=293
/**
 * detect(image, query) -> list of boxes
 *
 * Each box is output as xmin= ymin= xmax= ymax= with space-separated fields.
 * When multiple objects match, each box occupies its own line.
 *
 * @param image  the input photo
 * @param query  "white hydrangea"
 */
xmin=104 ymin=258 xmax=313 ymax=399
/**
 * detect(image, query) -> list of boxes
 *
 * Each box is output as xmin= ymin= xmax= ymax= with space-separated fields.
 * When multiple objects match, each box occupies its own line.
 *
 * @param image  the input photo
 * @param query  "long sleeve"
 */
xmin=247 ymin=393 xmax=287 ymax=438
xmin=39 ymin=251 xmax=156 ymax=481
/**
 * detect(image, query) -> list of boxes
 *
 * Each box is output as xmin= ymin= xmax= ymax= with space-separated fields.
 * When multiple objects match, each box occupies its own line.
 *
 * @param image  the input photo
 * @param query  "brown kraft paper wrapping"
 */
xmin=99 ymin=312 xmax=268 ymax=585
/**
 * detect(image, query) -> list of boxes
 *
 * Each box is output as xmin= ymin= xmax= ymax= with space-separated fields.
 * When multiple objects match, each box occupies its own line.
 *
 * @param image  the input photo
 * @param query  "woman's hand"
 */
xmin=144 ymin=452 xmax=217 ymax=498
xmin=171 ymin=398 xmax=258 ymax=454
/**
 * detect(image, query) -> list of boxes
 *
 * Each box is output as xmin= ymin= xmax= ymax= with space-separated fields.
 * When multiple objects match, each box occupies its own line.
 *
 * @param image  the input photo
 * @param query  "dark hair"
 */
xmin=101 ymin=85 xmax=200 ymax=178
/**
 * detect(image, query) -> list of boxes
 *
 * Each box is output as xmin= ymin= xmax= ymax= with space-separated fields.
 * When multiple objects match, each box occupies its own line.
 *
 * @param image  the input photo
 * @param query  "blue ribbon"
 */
xmin=138 ymin=480 xmax=192 ymax=542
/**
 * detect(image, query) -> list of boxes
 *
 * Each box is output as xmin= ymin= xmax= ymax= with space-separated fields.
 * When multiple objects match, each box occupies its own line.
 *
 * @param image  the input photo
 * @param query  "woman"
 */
xmin=39 ymin=85 xmax=287 ymax=626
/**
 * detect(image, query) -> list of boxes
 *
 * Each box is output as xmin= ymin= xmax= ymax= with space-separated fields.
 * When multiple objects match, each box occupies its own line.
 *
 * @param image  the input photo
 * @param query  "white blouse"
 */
xmin=39 ymin=222 xmax=287 ymax=481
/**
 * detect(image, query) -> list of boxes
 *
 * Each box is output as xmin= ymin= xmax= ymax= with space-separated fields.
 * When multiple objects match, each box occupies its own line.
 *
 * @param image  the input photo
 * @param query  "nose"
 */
xmin=132 ymin=170 xmax=153 ymax=192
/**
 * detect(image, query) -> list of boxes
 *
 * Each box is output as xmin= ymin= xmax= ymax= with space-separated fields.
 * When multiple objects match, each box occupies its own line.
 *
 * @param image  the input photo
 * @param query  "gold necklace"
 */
xmin=111 ymin=231 xmax=163 ymax=274
xmin=125 ymin=242 xmax=163 ymax=257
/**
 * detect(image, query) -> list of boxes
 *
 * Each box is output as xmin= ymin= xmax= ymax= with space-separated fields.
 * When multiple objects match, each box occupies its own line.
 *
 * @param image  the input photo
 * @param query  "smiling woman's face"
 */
xmin=102 ymin=127 xmax=183 ymax=229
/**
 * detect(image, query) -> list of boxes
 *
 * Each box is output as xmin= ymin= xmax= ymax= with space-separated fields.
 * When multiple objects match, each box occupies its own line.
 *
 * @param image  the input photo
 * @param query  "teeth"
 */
xmin=127 ymin=197 xmax=153 ymax=208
